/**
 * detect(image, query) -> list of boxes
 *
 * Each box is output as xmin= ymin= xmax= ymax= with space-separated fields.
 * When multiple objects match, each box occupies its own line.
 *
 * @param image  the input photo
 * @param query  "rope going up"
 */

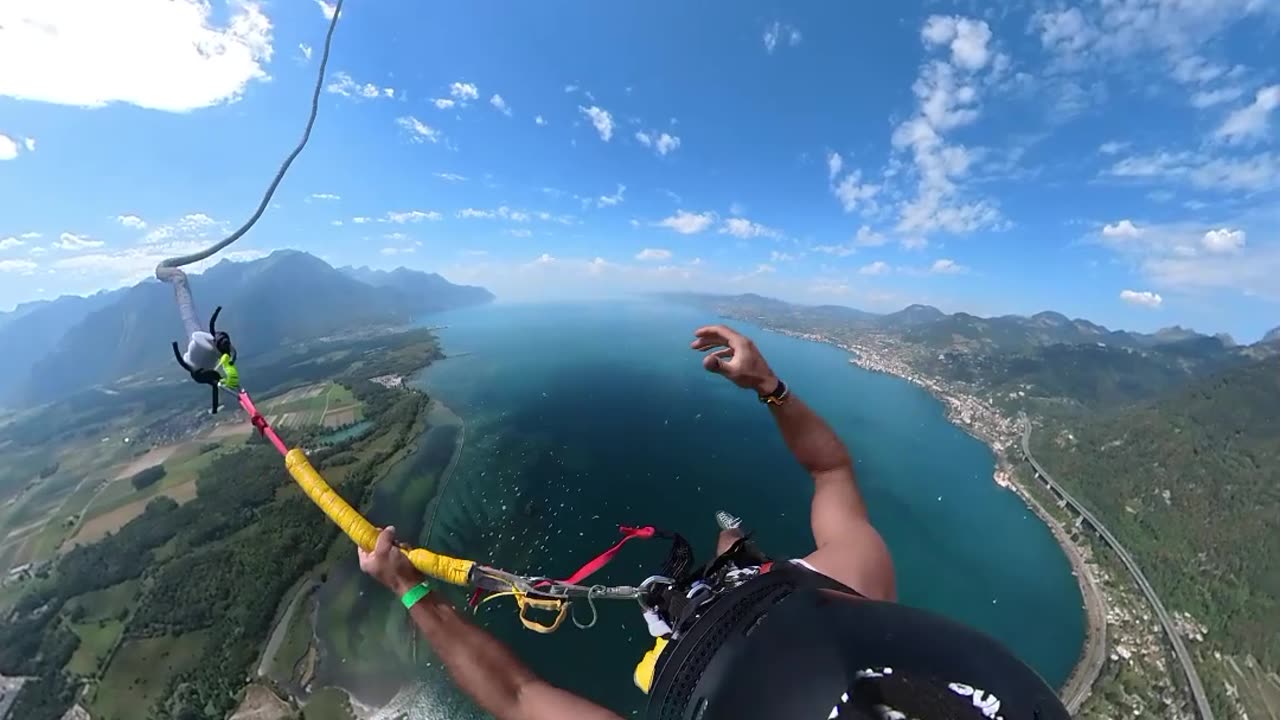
xmin=154 ymin=0 xmax=346 ymax=335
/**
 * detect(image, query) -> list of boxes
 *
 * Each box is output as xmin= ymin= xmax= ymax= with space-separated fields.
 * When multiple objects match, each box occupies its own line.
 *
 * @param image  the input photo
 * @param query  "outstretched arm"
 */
xmin=691 ymin=325 xmax=896 ymax=601
xmin=360 ymin=528 xmax=623 ymax=720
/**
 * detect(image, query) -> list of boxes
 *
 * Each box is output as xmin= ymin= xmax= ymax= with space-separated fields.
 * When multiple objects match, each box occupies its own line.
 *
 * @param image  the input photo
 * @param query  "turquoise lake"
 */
xmin=380 ymin=301 xmax=1083 ymax=718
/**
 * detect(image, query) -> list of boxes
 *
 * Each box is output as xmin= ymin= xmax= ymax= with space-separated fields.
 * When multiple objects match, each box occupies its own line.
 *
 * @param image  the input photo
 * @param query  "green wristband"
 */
xmin=400 ymin=582 xmax=431 ymax=610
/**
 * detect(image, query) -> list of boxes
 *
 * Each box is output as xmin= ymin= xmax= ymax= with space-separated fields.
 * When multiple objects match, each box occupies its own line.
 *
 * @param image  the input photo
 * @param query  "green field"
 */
xmin=67 ymin=619 xmax=124 ymax=676
xmin=66 ymin=579 xmax=139 ymax=623
xmin=264 ymin=383 xmax=363 ymax=429
xmin=90 ymin=631 xmax=211 ymax=720
xmin=80 ymin=437 xmax=244 ymax=523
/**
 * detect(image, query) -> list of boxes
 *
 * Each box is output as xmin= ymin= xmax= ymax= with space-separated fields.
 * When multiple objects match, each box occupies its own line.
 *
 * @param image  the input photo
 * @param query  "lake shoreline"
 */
xmin=309 ymin=394 xmax=467 ymax=718
xmin=753 ymin=324 xmax=1102 ymax=704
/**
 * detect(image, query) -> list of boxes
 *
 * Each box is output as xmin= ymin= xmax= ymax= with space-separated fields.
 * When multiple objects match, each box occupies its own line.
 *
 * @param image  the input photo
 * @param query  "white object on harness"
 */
xmin=183 ymin=331 xmax=221 ymax=371
xmin=643 ymin=608 xmax=673 ymax=638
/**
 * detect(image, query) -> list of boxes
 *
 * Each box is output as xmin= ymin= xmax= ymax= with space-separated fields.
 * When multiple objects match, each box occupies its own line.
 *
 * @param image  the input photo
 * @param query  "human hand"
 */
xmin=358 ymin=526 xmax=425 ymax=596
xmin=690 ymin=325 xmax=779 ymax=394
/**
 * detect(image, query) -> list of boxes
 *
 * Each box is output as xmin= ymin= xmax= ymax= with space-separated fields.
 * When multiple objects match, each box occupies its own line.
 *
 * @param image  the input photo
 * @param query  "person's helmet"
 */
xmin=646 ymin=572 xmax=1070 ymax=720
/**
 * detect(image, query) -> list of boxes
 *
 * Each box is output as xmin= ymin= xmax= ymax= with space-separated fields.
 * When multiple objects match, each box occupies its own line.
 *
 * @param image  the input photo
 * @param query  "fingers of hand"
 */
xmin=692 ymin=325 xmax=741 ymax=349
xmin=702 ymin=348 xmax=734 ymax=374
xmin=374 ymin=526 xmax=396 ymax=556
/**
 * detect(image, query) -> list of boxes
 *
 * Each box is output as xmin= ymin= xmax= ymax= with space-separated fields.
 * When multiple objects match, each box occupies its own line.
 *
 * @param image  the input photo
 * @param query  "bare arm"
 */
xmin=692 ymin=325 xmax=896 ymax=601
xmin=360 ymin=528 xmax=623 ymax=720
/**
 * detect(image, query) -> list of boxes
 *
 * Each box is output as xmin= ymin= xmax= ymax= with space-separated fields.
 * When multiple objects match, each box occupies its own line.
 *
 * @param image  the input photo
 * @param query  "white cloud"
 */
xmin=434 ymin=172 xmax=467 ymax=182
xmin=352 ymin=216 xmax=372 ymax=224
xmin=53 ymin=232 xmax=105 ymax=250
xmin=0 ymin=135 xmax=18 ymax=161
xmin=140 ymin=212 xmax=223 ymax=245
xmin=19 ymin=232 xmax=41 ymax=239
xmin=1102 ymin=219 xmax=1143 ymax=238
xmin=385 ymin=210 xmax=442 ymax=224
xmin=878 ymin=19 xmax=1004 ymax=237
xmin=930 ymin=258 xmax=967 ymax=274
xmin=490 ymin=94 xmax=512 ymax=116
xmin=656 ymin=210 xmax=716 ymax=235
xmin=833 ymin=170 xmax=881 ymax=214
xmin=0 ymin=0 xmax=273 ymax=112
xmin=327 ymin=72 xmax=393 ymax=100
xmin=655 ymin=133 xmax=681 ymax=156
xmin=450 ymin=82 xmax=479 ymax=101
xmin=309 ymin=193 xmax=340 ymax=201
xmin=23 ymin=137 xmax=35 ymax=152
xmin=0 ymin=237 xmax=24 ymax=250
xmin=827 ymin=152 xmax=844 ymax=181
xmin=812 ymin=243 xmax=856 ymax=257
xmin=635 ymin=129 xmax=683 ymax=156
xmin=1108 ymin=150 xmax=1280 ymax=192
xmin=1099 ymin=141 xmax=1128 ymax=155
xmin=922 ymin=15 xmax=993 ymax=71
xmin=720 ymin=217 xmax=781 ymax=239
xmin=769 ymin=251 xmax=796 ymax=262
xmin=858 ymin=261 xmax=890 ymax=276
xmin=535 ymin=115 xmax=548 ymax=126
xmin=432 ymin=98 xmax=456 ymax=110
xmin=507 ymin=229 xmax=532 ymax=238
xmin=1215 ymin=85 xmax=1280 ymax=144
xmin=1191 ymin=86 xmax=1245 ymax=108
xmin=1120 ymin=289 xmax=1163 ymax=308
xmin=1202 ymin=228 xmax=1245 ymax=254
xmin=579 ymin=105 xmax=615 ymax=141
xmin=597 ymin=184 xmax=626 ymax=208
xmin=636 ymin=248 xmax=672 ymax=261
xmin=396 ymin=116 xmax=442 ymax=144
xmin=28 ymin=246 xmax=47 ymax=255
xmin=854 ymin=225 xmax=888 ymax=247
xmin=0 ymin=259 xmax=38 ymax=274
xmin=380 ymin=246 xmax=416 ymax=256
xmin=115 ymin=214 xmax=148 ymax=229
xmin=763 ymin=21 xmax=802 ymax=54
xmin=315 ymin=0 xmax=336 ymax=20
xmin=299 ymin=43 xmax=312 ymax=60
xmin=456 ymin=207 xmax=542 ymax=223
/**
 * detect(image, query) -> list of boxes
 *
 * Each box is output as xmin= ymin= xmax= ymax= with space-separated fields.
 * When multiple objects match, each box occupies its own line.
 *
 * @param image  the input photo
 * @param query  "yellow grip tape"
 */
xmin=284 ymin=448 xmax=475 ymax=586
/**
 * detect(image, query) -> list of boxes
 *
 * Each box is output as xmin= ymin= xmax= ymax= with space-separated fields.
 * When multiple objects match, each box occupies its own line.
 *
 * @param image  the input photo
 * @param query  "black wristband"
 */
xmin=758 ymin=379 xmax=789 ymax=406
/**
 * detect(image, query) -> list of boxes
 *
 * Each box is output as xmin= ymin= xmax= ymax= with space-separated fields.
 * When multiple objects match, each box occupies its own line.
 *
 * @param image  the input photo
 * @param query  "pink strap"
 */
xmin=562 ymin=525 xmax=656 ymax=585
xmin=237 ymin=390 xmax=289 ymax=456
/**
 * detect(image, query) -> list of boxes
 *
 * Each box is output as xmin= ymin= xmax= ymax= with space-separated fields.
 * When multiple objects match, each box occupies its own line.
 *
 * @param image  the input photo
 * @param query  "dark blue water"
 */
xmin=396 ymin=301 xmax=1083 ymax=718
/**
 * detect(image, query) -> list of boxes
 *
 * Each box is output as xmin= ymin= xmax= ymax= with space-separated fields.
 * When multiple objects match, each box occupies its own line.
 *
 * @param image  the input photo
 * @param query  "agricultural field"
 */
xmin=262 ymin=383 xmax=364 ymax=430
xmin=88 ymin=631 xmax=211 ymax=720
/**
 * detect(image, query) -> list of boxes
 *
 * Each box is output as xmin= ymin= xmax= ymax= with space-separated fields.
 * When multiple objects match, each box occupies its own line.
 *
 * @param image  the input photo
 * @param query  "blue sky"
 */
xmin=1 ymin=0 xmax=1278 ymax=341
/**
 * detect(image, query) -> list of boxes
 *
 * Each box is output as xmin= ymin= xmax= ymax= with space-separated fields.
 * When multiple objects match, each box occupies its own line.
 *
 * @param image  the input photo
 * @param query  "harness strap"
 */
xmin=562 ymin=525 xmax=656 ymax=585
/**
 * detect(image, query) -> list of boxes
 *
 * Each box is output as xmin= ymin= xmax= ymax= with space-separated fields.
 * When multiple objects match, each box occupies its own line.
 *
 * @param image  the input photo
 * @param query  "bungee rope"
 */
xmin=151 ymin=0 xmax=661 ymax=631
xmin=155 ymin=0 xmax=346 ymax=336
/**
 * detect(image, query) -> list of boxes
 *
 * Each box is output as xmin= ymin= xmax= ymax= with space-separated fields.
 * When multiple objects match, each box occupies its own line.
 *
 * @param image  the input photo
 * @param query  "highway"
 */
xmin=1019 ymin=415 xmax=1214 ymax=720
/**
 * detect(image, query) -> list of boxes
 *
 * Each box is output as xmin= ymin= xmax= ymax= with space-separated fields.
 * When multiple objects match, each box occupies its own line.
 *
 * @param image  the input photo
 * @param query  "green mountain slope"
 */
xmin=1031 ymin=358 xmax=1280 ymax=664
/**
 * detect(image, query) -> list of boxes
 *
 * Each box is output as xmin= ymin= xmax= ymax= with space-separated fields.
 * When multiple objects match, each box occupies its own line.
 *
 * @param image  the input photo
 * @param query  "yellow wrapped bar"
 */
xmin=284 ymin=448 xmax=475 ymax=586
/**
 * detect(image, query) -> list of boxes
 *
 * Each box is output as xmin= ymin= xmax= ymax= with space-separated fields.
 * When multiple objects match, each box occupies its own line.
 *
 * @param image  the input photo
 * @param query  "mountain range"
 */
xmin=664 ymin=292 xmax=1277 ymax=410
xmin=0 ymin=251 xmax=493 ymax=408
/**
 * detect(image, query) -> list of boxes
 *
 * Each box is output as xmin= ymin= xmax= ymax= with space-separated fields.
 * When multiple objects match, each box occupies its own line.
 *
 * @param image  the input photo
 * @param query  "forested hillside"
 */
xmin=1031 ymin=358 xmax=1280 ymax=664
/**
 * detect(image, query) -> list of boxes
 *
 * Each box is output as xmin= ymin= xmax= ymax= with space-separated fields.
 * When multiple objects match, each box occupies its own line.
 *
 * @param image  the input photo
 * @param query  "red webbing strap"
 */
xmin=561 ymin=525 xmax=656 ymax=585
xmin=237 ymin=390 xmax=289 ymax=457
xmin=468 ymin=525 xmax=659 ymax=609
